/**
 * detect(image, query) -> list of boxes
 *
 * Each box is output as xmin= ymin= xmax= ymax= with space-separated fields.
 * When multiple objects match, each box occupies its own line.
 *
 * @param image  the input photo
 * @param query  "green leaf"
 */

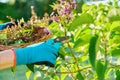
xmin=110 ymin=21 xmax=120 ymax=32
xmin=108 ymin=8 xmax=120 ymax=22
xmin=11 ymin=66 xmax=16 ymax=74
xmin=116 ymin=70 xmax=120 ymax=80
xmin=74 ymin=38 xmax=83 ymax=48
xmin=76 ymin=72 xmax=84 ymax=80
xmin=0 ymin=33 xmax=7 ymax=40
xmin=26 ymin=64 xmax=34 ymax=72
xmin=61 ymin=74 xmax=67 ymax=80
xmin=26 ymin=69 xmax=32 ymax=80
xmin=89 ymin=34 xmax=98 ymax=69
xmin=74 ymin=27 xmax=82 ymax=40
xmin=111 ymin=47 xmax=120 ymax=57
xmin=60 ymin=67 xmax=67 ymax=80
xmin=59 ymin=47 xmax=66 ymax=60
xmin=49 ymin=22 xmax=59 ymax=30
xmin=10 ymin=39 xmax=24 ymax=46
xmin=69 ymin=13 xmax=94 ymax=31
xmin=96 ymin=60 xmax=107 ymax=80
xmin=110 ymin=35 xmax=120 ymax=44
xmin=74 ymin=29 xmax=92 ymax=48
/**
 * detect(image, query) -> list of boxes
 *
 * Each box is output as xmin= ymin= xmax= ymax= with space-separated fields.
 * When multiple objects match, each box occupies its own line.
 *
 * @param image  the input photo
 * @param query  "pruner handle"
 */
xmin=54 ymin=36 xmax=69 ymax=43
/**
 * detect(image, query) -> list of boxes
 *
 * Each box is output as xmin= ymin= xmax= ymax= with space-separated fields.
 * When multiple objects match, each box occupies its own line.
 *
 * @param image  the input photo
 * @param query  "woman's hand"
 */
xmin=14 ymin=39 xmax=62 ymax=67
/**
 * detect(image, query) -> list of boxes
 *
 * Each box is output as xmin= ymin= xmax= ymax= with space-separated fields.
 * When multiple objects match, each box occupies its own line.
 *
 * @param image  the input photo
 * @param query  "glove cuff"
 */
xmin=14 ymin=47 xmax=33 ymax=65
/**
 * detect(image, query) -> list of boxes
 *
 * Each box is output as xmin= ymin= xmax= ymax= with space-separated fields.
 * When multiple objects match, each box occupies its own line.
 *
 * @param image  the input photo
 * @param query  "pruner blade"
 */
xmin=54 ymin=36 xmax=69 ymax=43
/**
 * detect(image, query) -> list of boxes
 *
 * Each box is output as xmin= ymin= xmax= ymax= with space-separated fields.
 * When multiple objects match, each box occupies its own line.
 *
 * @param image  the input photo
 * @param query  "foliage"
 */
xmin=1 ymin=0 xmax=120 ymax=80
xmin=0 ymin=0 xmax=55 ymax=22
xmin=24 ymin=0 xmax=120 ymax=80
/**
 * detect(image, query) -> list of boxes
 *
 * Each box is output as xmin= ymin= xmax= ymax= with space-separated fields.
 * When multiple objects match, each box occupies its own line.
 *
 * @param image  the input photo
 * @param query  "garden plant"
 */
xmin=1 ymin=0 xmax=120 ymax=80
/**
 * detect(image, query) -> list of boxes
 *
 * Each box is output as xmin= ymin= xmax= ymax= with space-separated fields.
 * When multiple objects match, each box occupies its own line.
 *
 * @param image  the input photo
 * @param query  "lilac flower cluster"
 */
xmin=50 ymin=0 xmax=76 ymax=23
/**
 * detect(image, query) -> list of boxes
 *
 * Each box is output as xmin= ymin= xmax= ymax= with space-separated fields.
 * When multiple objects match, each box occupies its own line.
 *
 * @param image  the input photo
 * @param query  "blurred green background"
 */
xmin=0 ymin=0 xmax=55 ymax=23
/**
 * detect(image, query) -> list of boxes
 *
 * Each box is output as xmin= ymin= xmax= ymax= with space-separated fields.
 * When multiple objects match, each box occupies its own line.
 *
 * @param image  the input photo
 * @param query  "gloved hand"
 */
xmin=13 ymin=39 xmax=61 ymax=67
xmin=0 ymin=22 xmax=14 ymax=30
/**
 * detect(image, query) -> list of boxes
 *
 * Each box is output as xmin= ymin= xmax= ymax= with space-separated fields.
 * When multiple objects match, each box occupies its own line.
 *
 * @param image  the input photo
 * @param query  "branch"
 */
xmin=46 ymin=66 xmax=91 ymax=74
xmin=63 ymin=23 xmax=80 ymax=70
xmin=63 ymin=24 xmax=81 ymax=79
xmin=45 ymin=63 xmax=120 ymax=74
xmin=64 ymin=65 xmax=77 ymax=80
xmin=67 ymin=42 xmax=80 ymax=70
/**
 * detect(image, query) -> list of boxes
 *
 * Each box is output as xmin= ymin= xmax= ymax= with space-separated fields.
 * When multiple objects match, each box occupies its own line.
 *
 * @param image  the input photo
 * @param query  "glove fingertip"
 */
xmin=45 ymin=39 xmax=54 ymax=45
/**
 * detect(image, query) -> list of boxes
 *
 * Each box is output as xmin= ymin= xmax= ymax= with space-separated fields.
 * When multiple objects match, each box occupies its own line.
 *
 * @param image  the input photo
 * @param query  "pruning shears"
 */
xmin=54 ymin=36 xmax=69 ymax=43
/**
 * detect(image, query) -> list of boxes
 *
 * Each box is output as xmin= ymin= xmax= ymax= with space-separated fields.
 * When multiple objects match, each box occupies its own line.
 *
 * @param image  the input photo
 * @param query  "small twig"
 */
xmin=109 ymin=63 xmax=120 ymax=68
xmin=45 ymin=63 xmax=120 ymax=75
xmin=46 ymin=66 xmax=91 ymax=74
xmin=65 ymin=65 xmax=77 ymax=80
xmin=54 ymin=65 xmax=76 ymax=80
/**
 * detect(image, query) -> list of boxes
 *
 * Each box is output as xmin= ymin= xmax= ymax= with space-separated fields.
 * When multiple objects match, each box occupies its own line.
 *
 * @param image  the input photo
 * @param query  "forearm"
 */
xmin=0 ymin=39 xmax=60 ymax=70
xmin=0 ymin=49 xmax=15 ymax=70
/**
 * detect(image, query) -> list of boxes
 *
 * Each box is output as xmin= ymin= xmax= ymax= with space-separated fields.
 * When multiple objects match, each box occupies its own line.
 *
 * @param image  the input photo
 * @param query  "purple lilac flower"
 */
xmin=50 ymin=0 xmax=76 ymax=23
xmin=72 ymin=0 xmax=76 ymax=9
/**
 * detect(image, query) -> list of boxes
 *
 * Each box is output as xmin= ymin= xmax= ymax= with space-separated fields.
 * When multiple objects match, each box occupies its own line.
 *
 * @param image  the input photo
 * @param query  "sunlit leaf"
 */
xmin=110 ymin=21 xmax=120 ymax=32
xmin=74 ymin=29 xmax=92 ymax=49
xmin=110 ymin=35 xmax=120 ymax=45
xmin=74 ymin=38 xmax=83 ymax=48
xmin=61 ymin=74 xmax=67 ymax=80
xmin=26 ymin=69 xmax=32 ymax=80
xmin=69 ymin=13 xmax=94 ymax=31
xmin=0 ymin=33 xmax=7 ymax=39
xmin=60 ymin=67 xmax=67 ymax=80
xmin=74 ymin=27 xmax=82 ymax=40
xmin=89 ymin=34 xmax=98 ymax=69
xmin=108 ymin=8 xmax=120 ymax=22
xmin=82 ymin=4 xmax=91 ymax=13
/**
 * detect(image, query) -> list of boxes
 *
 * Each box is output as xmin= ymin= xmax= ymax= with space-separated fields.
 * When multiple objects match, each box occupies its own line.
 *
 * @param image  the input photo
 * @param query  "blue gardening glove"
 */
xmin=14 ymin=39 xmax=62 ymax=67
xmin=0 ymin=22 xmax=14 ymax=30
xmin=0 ymin=21 xmax=20 ymax=30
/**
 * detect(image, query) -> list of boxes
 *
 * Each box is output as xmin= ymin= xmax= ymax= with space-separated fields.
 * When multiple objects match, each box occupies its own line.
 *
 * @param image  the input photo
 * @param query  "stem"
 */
xmin=67 ymin=42 xmax=80 ymax=70
xmin=63 ymin=23 xmax=80 ymax=71
xmin=101 ymin=30 xmax=108 ymax=63
xmin=63 ymin=23 xmax=81 ymax=79
xmin=64 ymin=27 xmax=79 ymax=70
